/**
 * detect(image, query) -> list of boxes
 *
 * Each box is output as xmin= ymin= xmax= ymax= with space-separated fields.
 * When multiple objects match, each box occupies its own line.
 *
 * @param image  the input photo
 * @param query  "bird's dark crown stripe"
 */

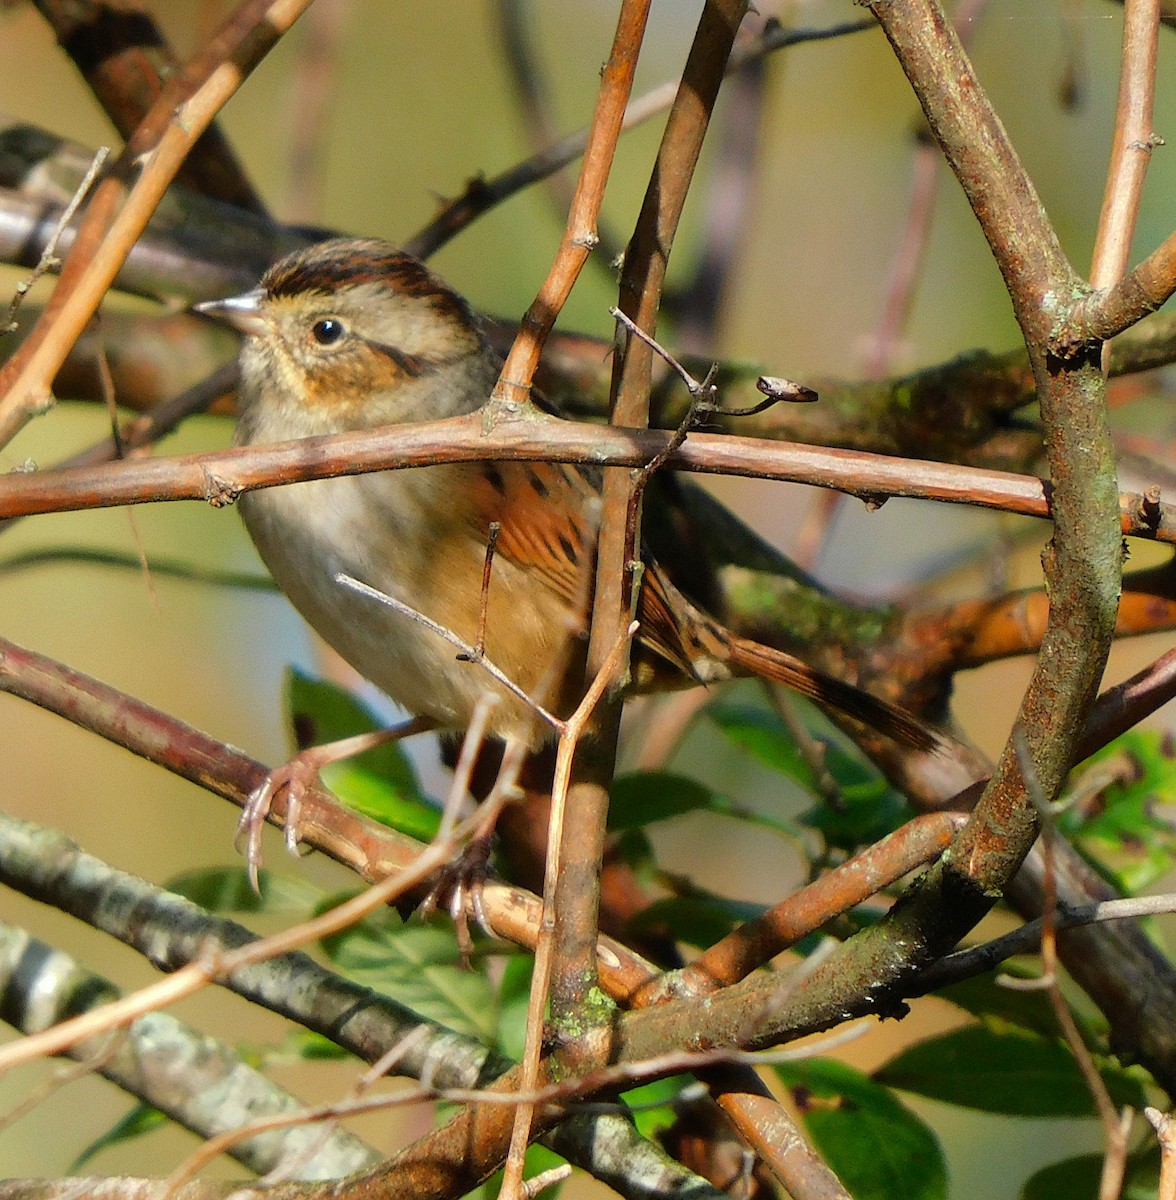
xmin=262 ymin=241 xmax=469 ymax=325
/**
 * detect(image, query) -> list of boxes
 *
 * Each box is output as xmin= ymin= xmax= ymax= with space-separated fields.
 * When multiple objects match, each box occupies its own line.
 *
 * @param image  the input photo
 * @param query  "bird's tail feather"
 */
xmin=726 ymin=635 xmax=939 ymax=753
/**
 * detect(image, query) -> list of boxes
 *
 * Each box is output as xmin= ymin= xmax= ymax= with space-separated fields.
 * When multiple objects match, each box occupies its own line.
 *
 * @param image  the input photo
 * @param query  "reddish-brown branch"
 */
xmin=664 ymin=814 xmax=965 ymax=997
xmin=904 ymin=560 xmax=1176 ymax=672
xmin=480 ymin=14 xmax=654 ymax=1155
xmin=490 ymin=0 xmax=651 ymax=407
xmin=667 ymin=0 xmax=1124 ymax=1073
xmin=0 ymin=631 xmax=846 ymax=1197
xmin=551 ymin=0 xmax=750 ymax=1046
xmin=0 ymin=413 xmax=1170 ymax=543
xmin=0 ymin=633 xmax=659 ymax=1000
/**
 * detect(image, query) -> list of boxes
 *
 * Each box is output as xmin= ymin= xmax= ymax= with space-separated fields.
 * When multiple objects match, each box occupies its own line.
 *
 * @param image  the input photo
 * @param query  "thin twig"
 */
xmin=3 ymin=146 xmax=108 ymax=336
xmin=1091 ymin=0 xmax=1162 ymax=290
xmin=1011 ymin=732 xmax=1131 ymax=1200
xmin=1149 ymin=1108 xmax=1176 ymax=1200
xmin=462 ymin=521 xmax=502 ymax=663
xmin=490 ymin=0 xmax=651 ymax=408
xmin=503 ymin=620 xmax=639 ymax=1200
xmin=336 ymin=573 xmax=565 ymax=734
xmin=0 ymin=770 xmax=528 ymax=1077
xmin=493 ymin=0 xmax=625 ymax=269
xmin=30 ymin=0 xmax=267 ymax=213
xmin=405 ymin=17 xmax=876 ymax=260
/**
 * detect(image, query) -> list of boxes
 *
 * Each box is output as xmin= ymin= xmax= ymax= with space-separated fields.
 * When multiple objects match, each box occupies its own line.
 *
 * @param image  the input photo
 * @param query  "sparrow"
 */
xmin=196 ymin=238 xmax=936 ymax=866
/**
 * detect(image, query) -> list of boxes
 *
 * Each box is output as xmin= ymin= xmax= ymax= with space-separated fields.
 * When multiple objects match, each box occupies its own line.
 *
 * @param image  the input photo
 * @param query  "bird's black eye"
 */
xmin=310 ymin=317 xmax=346 ymax=345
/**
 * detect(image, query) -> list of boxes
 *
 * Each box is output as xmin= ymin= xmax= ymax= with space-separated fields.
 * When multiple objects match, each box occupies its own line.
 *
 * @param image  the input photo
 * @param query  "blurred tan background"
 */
xmin=1 ymin=0 xmax=1173 ymax=1192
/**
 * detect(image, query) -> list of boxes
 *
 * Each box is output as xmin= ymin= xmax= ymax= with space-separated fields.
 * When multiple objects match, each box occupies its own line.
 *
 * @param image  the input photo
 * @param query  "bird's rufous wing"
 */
xmin=466 ymin=459 xmax=600 ymax=614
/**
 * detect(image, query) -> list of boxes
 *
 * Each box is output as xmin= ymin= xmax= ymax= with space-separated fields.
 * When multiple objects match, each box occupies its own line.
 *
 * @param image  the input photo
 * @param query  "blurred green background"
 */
xmin=1 ymin=0 xmax=1173 ymax=1193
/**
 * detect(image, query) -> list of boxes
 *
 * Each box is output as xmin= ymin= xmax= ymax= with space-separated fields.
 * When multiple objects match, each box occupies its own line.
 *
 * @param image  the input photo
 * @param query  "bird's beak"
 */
xmin=193 ymin=288 xmax=269 ymax=337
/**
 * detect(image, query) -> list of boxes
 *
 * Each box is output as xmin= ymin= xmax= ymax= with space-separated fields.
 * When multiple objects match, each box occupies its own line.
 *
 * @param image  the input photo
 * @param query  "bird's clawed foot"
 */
xmin=237 ymin=717 xmax=438 ymax=890
xmin=418 ymin=835 xmax=495 ymax=961
xmin=237 ymin=749 xmax=327 ymax=891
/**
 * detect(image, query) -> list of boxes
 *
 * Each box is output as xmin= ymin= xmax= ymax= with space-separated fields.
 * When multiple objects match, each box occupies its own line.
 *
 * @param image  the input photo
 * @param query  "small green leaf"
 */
xmin=876 ymin=1027 xmax=1148 ymax=1116
xmin=612 ymin=826 xmax=656 ymax=872
xmin=1020 ymin=1154 xmax=1102 ymax=1200
xmin=320 ymin=764 xmax=441 ymax=843
xmin=708 ymin=702 xmax=821 ymax=787
xmin=621 ymin=1074 xmax=693 ymax=1140
xmin=286 ymin=668 xmax=419 ymax=793
xmin=774 ymin=1058 xmax=947 ymax=1200
xmin=71 ymin=1104 xmax=166 ymax=1169
xmin=166 ymin=866 xmax=319 ymax=914
xmin=707 ymin=700 xmax=913 ymax=847
xmin=1063 ymin=731 xmax=1176 ymax=893
xmin=610 ymin=768 xmax=805 ymax=841
xmin=272 ymin=1028 xmax=353 ymax=1063
xmin=607 ymin=772 xmax=717 ymax=830
xmin=318 ymin=898 xmax=497 ymax=1042
xmin=1021 ymin=1148 xmax=1159 ymax=1200
xmin=285 ymin=668 xmax=440 ymax=842
xmin=797 ymin=746 xmax=912 ymax=849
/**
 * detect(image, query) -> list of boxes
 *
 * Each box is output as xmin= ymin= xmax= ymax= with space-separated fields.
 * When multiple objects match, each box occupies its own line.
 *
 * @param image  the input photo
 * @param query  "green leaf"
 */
xmin=774 ymin=1058 xmax=947 ymax=1200
xmin=285 ymin=668 xmax=440 ymax=842
xmin=707 ymin=702 xmax=822 ymax=787
xmin=318 ymin=897 xmax=497 ymax=1042
xmin=706 ymin=700 xmax=913 ymax=847
xmin=71 ymin=1104 xmax=166 ymax=1169
xmin=1062 ymin=731 xmax=1176 ymax=892
xmin=1021 ymin=1149 xmax=1159 ymax=1200
xmin=1020 ymin=1155 xmax=1102 ymax=1200
xmin=609 ymin=768 xmax=805 ymax=840
xmin=608 ymin=772 xmax=717 ymax=830
xmin=272 ymin=1028 xmax=353 ymax=1063
xmin=935 ymin=972 xmax=1064 ymax=1040
xmin=611 ymin=826 xmax=656 ymax=873
xmin=796 ymin=751 xmax=912 ymax=849
xmin=166 ymin=866 xmax=320 ymax=914
xmin=621 ymin=1074 xmax=693 ymax=1140
xmin=876 ymin=1027 xmax=1148 ymax=1117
